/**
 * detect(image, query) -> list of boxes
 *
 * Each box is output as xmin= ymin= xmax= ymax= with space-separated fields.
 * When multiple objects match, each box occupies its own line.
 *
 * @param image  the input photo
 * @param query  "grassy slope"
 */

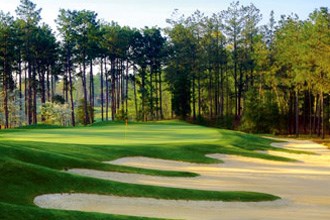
xmin=0 ymin=120 xmax=304 ymax=220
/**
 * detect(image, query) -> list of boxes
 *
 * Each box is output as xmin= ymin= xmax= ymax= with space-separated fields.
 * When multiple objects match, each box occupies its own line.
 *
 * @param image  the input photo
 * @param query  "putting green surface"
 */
xmin=1 ymin=121 xmax=220 ymax=145
xmin=0 ymin=120 xmax=300 ymax=220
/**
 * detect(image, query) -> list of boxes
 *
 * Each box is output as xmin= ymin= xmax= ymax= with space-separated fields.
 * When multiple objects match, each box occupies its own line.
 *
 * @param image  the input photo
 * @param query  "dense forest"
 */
xmin=0 ymin=0 xmax=329 ymax=137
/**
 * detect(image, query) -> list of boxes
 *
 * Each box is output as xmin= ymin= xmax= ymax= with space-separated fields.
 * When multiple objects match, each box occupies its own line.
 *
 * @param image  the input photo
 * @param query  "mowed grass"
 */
xmin=2 ymin=120 xmax=220 ymax=145
xmin=0 ymin=120 xmax=304 ymax=220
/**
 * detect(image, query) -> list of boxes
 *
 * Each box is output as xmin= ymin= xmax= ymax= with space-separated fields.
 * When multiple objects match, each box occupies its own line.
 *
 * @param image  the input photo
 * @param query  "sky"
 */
xmin=0 ymin=0 xmax=329 ymax=31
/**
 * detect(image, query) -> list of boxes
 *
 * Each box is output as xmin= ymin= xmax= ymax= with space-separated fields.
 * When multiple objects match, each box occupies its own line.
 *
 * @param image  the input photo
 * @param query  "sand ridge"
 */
xmin=34 ymin=139 xmax=330 ymax=219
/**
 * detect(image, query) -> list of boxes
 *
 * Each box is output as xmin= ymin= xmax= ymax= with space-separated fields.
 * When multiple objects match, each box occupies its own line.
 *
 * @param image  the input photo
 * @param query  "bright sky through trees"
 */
xmin=0 ymin=0 xmax=329 ymax=29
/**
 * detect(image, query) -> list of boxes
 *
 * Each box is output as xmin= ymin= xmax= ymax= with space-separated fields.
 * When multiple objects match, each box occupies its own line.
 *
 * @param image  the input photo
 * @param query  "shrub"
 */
xmin=240 ymin=89 xmax=280 ymax=134
xmin=52 ymin=94 xmax=66 ymax=104
xmin=76 ymin=99 xmax=94 ymax=125
xmin=40 ymin=102 xmax=71 ymax=126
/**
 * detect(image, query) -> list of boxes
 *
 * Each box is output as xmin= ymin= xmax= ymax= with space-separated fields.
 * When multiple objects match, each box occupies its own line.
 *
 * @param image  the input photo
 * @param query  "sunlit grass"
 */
xmin=0 ymin=120 xmax=303 ymax=220
xmin=1 ymin=120 xmax=220 ymax=145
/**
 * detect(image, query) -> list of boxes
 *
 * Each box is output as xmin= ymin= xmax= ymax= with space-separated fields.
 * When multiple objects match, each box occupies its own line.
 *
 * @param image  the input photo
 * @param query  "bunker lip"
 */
xmin=34 ymin=193 xmax=289 ymax=220
xmin=34 ymin=139 xmax=330 ymax=220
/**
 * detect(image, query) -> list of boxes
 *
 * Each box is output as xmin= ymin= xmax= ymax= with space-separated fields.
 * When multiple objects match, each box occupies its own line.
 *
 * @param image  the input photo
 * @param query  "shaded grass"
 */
xmin=0 ymin=141 xmax=198 ymax=177
xmin=0 ymin=120 xmax=307 ymax=219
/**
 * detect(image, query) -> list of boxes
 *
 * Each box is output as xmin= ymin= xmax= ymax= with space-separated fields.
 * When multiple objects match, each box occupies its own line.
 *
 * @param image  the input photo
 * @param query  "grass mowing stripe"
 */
xmin=0 ymin=120 xmax=303 ymax=219
xmin=0 ymin=141 xmax=199 ymax=178
xmin=1 ymin=158 xmax=279 ymax=205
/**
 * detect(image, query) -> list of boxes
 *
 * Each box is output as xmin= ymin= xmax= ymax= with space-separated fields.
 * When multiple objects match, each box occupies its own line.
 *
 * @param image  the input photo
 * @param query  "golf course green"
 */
xmin=0 ymin=120 xmax=302 ymax=219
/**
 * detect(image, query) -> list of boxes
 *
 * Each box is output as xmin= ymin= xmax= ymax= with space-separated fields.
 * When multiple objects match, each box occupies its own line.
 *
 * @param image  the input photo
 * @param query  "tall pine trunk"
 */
xmin=321 ymin=91 xmax=324 ymax=139
xmin=150 ymin=65 xmax=154 ymax=120
xmin=40 ymin=69 xmax=46 ymax=122
xmin=24 ymin=63 xmax=28 ymax=123
xmin=27 ymin=63 xmax=32 ymax=125
xmin=155 ymin=65 xmax=159 ymax=120
xmin=105 ymin=58 xmax=109 ymax=121
xmin=192 ymin=71 xmax=196 ymax=120
xmin=32 ymin=64 xmax=37 ymax=125
xmin=125 ymin=60 xmax=129 ymax=117
xmin=220 ymin=64 xmax=224 ymax=118
xmin=111 ymin=59 xmax=116 ymax=120
xmin=198 ymin=72 xmax=201 ymax=117
xmin=82 ymin=58 xmax=90 ymax=125
xmin=3 ymin=84 xmax=9 ymax=129
xmin=67 ymin=52 xmax=75 ymax=126
xmin=89 ymin=59 xmax=94 ymax=123
xmin=133 ymin=75 xmax=138 ymax=119
xmin=100 ymin=58 xmax=104 ymax=121
xmin=159 ymin=71 xmax=164 ymax=120
xmin=141 ymin=66 xmax=146 ymax=121
xmin=18 ymin=56 xmax=23 ymax=126
xmin=3 ymin=60 xmax=9 ymax=129
xmin=47 ymin=68 xmax=51 ymax=102
xmin=295 ymin=89 xmax=299 ymax=137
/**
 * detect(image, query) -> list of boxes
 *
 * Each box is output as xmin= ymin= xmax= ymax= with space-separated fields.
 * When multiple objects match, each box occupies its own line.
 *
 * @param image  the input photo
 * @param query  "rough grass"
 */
xmin=0 ymin=120 xmax=306 ymax=220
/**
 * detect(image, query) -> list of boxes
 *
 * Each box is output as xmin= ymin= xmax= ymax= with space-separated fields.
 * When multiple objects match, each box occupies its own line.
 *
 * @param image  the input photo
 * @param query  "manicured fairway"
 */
xmin=0 ymin=120 xmax=303 ymax=220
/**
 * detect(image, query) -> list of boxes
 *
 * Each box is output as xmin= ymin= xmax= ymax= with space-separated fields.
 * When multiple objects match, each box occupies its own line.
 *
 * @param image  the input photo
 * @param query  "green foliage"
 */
xmin=40 ymin=102 xmax=71 ymax=126
xmin=52 ymin=94 xmax=65 ymax=104
xmin=0 ymin=0 xmax=329 ymax=137
xmin=76 ymin=99 xmax=94 ymax=125
xmin=165 ymin=24 xmax=194 ymax=119
xmin=0 ymin=91 xmax=24 ymax=128
xmin=116 ymin=108 xmax=128 ymax=121
xmin=15 ymin=0 xmax=41 ymax=25
xmin=240 ymin=89 xmax=280 ymax=133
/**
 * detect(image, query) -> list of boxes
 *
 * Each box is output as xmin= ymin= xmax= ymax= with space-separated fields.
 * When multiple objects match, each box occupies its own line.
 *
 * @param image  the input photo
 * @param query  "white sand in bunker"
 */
xmin=34 ymin=139 xmax=330 ymax=220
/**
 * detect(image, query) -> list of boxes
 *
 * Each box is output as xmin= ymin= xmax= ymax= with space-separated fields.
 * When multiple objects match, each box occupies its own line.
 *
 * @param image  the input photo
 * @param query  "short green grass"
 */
xmin=3 ymin=120 xmax=221 ymax=145
xmin=0 ymin=120 xmax=305 ymax=220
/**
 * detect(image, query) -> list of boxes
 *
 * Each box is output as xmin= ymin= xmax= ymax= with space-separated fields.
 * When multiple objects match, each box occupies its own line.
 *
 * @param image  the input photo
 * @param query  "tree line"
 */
xmin=0 ymin=0 xmax=329 ymax=137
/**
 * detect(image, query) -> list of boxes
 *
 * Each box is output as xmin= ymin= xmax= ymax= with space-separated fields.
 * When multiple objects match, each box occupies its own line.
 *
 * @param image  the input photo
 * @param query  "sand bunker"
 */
xmin=34 ymin=139 xmax=330 ymax=219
